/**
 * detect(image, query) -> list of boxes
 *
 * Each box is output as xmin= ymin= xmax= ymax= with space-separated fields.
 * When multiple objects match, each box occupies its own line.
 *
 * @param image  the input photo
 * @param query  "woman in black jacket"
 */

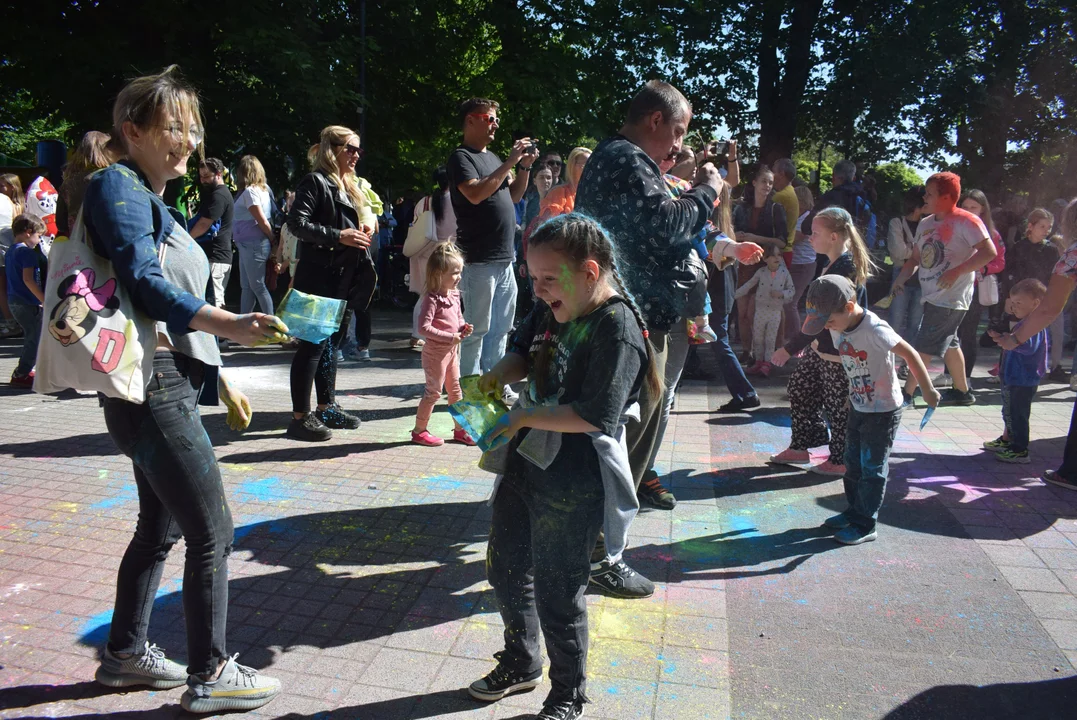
xmin=286 ymin=124 xmax=378 ymax=441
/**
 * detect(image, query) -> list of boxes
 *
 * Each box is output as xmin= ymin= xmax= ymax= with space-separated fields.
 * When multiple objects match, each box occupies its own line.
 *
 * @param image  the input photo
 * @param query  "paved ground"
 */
xmin=1 ymin=309 xmax=1076 ymax=719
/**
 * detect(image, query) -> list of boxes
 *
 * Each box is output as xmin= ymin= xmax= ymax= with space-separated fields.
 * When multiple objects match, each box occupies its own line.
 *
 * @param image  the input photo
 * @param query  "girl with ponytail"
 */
xmin=470 ymin=214 xmax=656 ymax=719
xmin=769 ymin=206 xmax=877 ymax=477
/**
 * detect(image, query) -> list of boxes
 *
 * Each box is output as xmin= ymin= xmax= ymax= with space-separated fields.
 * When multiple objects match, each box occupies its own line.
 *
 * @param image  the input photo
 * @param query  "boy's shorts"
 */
xmin=913 ymin=302 xmax=966 ymax=357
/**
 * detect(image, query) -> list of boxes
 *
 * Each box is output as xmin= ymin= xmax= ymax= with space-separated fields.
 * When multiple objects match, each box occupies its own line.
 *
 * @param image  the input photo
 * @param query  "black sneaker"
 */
xmin=589 ymin=559 xmax=654 ymax=599
xmin=537 ymin=699 xmax=584 ymax=719
xmin=940 ymin=388 xmax=975 ymax=406
xmin=638 ymin=473 xmax=676 ymax=510
xmin=287 ymin=414 xmax=332 ymax=442
xmin=1043 ymin=469 xmax=1077 ymax=492
xmin=714 ymin=395 xmax=761 ymax=413
xmin=467 ymin=662 xmax=542 ymax=702
xmin=1048 ymin=366 xmax=1070 ymax=384
xmin=317 ymin=403 xmax=361 ymax=429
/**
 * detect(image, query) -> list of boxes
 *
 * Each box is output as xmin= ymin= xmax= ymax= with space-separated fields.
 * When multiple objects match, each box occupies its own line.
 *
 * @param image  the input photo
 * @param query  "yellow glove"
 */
xmin=219 ymin=376 xmax=253 ymax=431
xmin=252 ymin=316 xmax=290 ymax=347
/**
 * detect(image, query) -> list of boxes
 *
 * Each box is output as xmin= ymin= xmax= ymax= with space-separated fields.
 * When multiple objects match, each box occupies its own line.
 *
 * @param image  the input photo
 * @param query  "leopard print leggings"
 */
xmin=787 ymin=350 xmax=850 ymax=463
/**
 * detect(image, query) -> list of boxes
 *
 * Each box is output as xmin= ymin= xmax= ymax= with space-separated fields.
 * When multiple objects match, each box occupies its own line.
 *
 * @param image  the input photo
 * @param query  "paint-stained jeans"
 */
xmin=101 ymin=351 xmax=233 ymax=677
xmin=487 ymin=473 xmax=605 ymax=706
xmin=1001 ymin=383 xmax=1037 ymax=453
xmin=842 ymin=407 xmax=902 ymax=532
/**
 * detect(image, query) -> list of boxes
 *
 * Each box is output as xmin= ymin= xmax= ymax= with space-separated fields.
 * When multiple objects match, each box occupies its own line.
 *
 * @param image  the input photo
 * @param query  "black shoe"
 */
xmin=467 ymin=662 xmax=542 ymax=702
xmin=317 ymin=403 xmax=361 ymax=429
xmin=714 ymin=395 xmax=761 ymax=413
xmin=589 ymin=559 xmax=655 ymax=599
xmin=537 ymin=699 xmax=584 ymax=720
xmin=1044 ymin=469 xmax=1077 ymax=492
xmin=1048 ymin=366 xmax=1070 ymax=384
xmin=287 ymin=414 xmax=332 ymax=442
xmin=940 ymin=388 xmax=975 ymax=406
xmin=638 ymin=473 xmax=677 ymax=510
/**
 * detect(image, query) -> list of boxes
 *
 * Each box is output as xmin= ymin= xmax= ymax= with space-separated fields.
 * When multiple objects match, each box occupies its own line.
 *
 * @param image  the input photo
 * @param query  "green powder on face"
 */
xmin=558 ymin=263 xmax=576 ymax=297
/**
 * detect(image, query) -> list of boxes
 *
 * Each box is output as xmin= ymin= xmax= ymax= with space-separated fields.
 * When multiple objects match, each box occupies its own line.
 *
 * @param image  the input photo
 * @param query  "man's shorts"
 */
xmin=913 ymin=302 xmax=966 ymax=357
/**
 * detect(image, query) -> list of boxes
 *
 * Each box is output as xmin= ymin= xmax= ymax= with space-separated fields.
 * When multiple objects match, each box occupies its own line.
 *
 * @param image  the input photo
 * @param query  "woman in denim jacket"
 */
xmin=83 ymin=66 xmax=284 ymax=714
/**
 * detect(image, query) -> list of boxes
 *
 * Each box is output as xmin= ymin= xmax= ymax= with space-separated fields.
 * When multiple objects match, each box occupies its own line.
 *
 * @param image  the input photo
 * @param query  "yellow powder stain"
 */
xmin=221 ymin=464 xmax=257 ymax=472
xmin=57 ymin=502 xmax=78 ymax=513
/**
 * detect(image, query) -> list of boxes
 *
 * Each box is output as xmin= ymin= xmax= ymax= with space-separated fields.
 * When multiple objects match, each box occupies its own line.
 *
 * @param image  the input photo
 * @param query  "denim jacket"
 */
xmin=82 ymin=161 xmax=206 ymax=336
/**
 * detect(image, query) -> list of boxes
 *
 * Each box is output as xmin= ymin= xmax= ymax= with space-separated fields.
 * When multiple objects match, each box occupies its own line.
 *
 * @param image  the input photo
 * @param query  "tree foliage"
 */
xmin=1 ymin=0 xmax=1073 ymax=205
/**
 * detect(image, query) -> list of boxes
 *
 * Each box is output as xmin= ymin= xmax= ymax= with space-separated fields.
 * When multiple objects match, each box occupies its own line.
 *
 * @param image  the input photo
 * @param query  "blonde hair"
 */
xmin=1027 ymin=207 xmax=1054 ymax=229
xmin=794 ymin=185 xmax=814 ymax=216
xmin=715 ymin=181 xmax=734 ymax=240
xmin=814 ymin=206 xmax=877 ymax=287
xmin=0 ymin=173 xmax=24 ymax=215
xmin=424 ymin=243 xmax=464 ymax=294
xmin=236 ymin=154 xmax=267 ymax=191
xmin=565 ymin=146 xmax=592 ymax=186
xmin=312 ymin=126 xmax=365 ymax=212
xmin=108 ymin=65 xmax=203 ymax=160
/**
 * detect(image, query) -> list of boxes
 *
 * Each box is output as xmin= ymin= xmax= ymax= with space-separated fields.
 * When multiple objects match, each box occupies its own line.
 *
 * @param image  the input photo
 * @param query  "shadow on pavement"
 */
xmin=0 ymin=682 xmax=127 ymax=713
xmin=75 ymin=501 xmax=491 ymax=674
xmin=882 ymin=674 xmax=1077 ymax=720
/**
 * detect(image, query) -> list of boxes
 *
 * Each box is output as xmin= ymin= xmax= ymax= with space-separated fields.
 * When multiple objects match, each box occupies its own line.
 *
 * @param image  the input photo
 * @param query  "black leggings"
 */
xmin=290 ymin=309 xmax=351 ymax=413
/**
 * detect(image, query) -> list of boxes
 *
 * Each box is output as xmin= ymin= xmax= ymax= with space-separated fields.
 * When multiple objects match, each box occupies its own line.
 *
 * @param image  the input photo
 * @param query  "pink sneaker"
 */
xmin=769 ymin=448 xmax=811 ymax=465
xmin=452 ymin=428 xmax=477 ymax=446
xmin=988 ymin=363 xmax=1000 ymax=377
xmin=745 ymin=361 xmax=764 ymax=376
xmin=758 ymin=361 xmax=772 ymax=378
xmin=810 ymin=460 xmax=846 ymax=477
xmin=411 ymin=430 xmax=444 ymax=447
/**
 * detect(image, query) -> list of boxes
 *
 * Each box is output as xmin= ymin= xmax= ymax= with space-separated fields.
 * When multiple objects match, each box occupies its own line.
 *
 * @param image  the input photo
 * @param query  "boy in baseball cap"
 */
xmin=803 ymin=275 xmax=940 ymax=544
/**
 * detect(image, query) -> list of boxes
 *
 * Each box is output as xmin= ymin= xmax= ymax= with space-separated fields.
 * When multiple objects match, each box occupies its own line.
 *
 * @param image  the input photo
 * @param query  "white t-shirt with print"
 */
xmin=831 ymin=310 xmax=904 ymax=413
xmin=915 ymin=208 xmax=989 ymax=310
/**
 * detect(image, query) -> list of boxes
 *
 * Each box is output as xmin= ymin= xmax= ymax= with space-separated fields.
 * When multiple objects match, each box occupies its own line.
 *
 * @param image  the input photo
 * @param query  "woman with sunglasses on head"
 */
xmin=285 ymin=125 xmax=378 ymax=441
xmin=83 ymin=65 xmax=283 ymax=712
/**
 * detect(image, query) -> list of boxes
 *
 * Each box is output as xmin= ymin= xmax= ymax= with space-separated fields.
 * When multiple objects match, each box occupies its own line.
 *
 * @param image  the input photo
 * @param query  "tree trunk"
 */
xmin=757 ymin=0 xmax=825 ymax=165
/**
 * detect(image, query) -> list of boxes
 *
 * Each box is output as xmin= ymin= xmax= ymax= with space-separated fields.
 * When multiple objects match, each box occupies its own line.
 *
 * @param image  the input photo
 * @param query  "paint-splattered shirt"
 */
xmin=914 ymin=208 xmax=990 ymax=310
xmin=575 ymin=136 xmax=717 ymax=332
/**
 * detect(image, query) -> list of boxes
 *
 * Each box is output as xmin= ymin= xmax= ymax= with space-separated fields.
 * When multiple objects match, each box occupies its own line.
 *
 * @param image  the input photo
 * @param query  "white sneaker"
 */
xmin=181 ymin=654 xmax=281 ymax=713
xmin=95 ymin=641 xmax=187 ymax=689
xmin=502 ymin=385 xmax=519 ymax=406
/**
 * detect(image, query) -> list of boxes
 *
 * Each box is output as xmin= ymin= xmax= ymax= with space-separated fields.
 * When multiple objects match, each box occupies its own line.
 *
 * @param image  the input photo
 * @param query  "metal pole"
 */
xmin=359 ymin=0 xmax=367 ymax=173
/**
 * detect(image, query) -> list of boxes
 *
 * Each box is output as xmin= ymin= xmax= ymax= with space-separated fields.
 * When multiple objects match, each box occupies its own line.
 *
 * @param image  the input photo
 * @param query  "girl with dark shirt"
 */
xmin=469 ymin=215 xmax=658 ymax=720
xmin=769 ymin=207 xmax=876 ymax=477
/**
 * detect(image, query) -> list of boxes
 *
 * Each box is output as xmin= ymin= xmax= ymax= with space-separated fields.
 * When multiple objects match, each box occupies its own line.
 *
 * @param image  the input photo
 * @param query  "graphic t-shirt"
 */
xmin=503 ymin=296 xmax=648 ymax=493
xmin=831 ymin=309 xmax=903 ymax=413
xmin=197 ymin=184 xmax=235 ymax=264
xmin=447 ymin=146 xmax=516 ymax=264
xmin=5 ymin=243 xmax=43 ymax=304
xmin=915 ymin=208 xmax=989 ymax=310
xmin=1053 ymin=243 xmax=1077 ymax=281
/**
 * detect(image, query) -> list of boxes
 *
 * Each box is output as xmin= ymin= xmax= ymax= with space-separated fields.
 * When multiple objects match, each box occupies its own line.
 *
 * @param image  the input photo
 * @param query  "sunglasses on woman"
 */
xmin=334 ymin=142 xmax=364 ymax=157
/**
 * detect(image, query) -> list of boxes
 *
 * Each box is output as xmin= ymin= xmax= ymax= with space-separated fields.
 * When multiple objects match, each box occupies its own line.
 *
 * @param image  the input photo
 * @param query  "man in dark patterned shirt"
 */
xmin=575 ymin=80 xmax=723 ymax=598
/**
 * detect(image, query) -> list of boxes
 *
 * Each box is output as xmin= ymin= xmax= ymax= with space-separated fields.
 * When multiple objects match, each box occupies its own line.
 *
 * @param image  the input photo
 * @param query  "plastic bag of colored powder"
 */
xmin=449 ymin=375 xmax=509 ymax=452
xmin=275 ymin=288 xmax=346 ymax=344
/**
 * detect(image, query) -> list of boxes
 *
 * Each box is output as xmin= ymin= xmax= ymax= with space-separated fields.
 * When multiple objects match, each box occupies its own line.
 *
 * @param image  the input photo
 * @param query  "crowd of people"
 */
xmin=3 ymin=65 xmax=1077 ymax=720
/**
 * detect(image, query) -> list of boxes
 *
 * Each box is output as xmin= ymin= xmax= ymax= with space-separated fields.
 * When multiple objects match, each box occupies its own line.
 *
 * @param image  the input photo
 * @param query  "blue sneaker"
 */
xmin=834 ymin=525 xmax=878 ymax=545
xmin=823 ymin=512 xmax=852 ymax=529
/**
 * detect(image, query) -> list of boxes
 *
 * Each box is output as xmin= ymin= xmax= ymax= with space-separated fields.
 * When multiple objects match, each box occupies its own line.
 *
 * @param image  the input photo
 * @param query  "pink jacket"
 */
xmin=419 ymin=289 xmax=466 ymax=343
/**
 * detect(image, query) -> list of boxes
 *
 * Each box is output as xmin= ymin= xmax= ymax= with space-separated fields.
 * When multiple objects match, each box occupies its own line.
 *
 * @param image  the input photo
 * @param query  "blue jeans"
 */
xmin=707 ymin=267 xmax=757 ymax=402
xmin=9 ymin=296 xmax=41 ymax=376
xmin=1001 ymin=383 xmax=1037 ymax=452
xmin=460 ymin=261 xmax=518 ymax=376
xmin=843 ymin=407 xmax=903 ymax=532
xmin=889 ymin=267 xmax=923 ymax=342
xmin=236 ymin=237 xmax=274 ymax=315
xmin=101 ymin=351 xmax=233 ymax=676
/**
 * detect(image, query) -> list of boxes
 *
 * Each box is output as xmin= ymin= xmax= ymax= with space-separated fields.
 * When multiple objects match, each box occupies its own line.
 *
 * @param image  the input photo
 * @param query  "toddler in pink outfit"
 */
xmin=412 ymin=243 xmax=477 ymax=447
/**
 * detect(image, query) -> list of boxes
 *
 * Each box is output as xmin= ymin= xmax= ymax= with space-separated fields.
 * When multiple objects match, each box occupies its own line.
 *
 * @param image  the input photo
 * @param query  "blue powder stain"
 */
xmin=796 ymin=599 xmax=809 ymax=605
xmin=78 ymin=579 xmax=183 ymax=646
xmin=607 ymin=686 xmax=622 ymax=695
xmin=425 ymin=476 xmax=464 ymax=491
xmin=90 ymin=481 xmax=138 ymax=510
xmin=236 ymin=477 xmax=291 ymax=503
